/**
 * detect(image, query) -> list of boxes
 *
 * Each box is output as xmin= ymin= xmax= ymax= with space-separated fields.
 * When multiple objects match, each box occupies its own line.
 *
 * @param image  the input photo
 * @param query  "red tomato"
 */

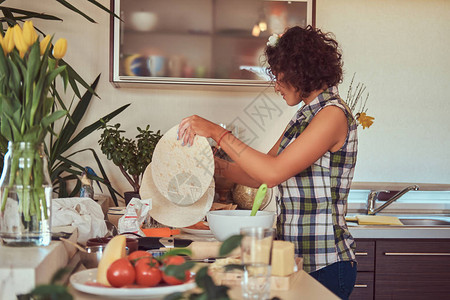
xmin=127 ymin=250 xmax=152 ymax=264
xmin=135 ymin=256 xmax=160 ymax=268
xmin=135 ymin=258 xmax=162 ymax=287
xmin=163 ymin=255 xmax=186 ymax=266
xmin=162 ymin=255 xmax=191 ymax=285
xmin=106 ymin=258 xmax=136 ymax=287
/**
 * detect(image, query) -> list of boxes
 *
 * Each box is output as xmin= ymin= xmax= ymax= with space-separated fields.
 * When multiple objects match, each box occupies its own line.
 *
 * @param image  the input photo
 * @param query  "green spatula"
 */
xmin=250 ymin=183 xmax=268 ymax=216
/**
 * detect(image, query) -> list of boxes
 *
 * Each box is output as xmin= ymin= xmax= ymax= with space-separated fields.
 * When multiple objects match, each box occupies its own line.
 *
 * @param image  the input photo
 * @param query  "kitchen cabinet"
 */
xmin=351 ymin=239 xmax=450 ymax=300
xmin=351 ymin=240 xmax=375 ymax=300
xmin=110 ymin=0 xmax=315 ymax=88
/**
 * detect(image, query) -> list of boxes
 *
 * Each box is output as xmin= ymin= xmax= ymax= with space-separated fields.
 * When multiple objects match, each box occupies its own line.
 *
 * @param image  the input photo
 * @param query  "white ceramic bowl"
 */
xmin=130 ymin=11 xmax=158 ymax=32
xmin=206 ymin=210 xmax=276 ymax=241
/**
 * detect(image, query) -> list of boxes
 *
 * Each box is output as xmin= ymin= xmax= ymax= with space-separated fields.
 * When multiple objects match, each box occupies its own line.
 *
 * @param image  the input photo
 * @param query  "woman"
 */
xmin=178 ymin=25 xmax=357 ymax=299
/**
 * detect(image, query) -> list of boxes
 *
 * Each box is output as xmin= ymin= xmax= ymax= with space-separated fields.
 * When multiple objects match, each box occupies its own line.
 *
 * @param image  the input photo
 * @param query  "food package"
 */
xmin=117 ymin=197 xmax=151 ymax=235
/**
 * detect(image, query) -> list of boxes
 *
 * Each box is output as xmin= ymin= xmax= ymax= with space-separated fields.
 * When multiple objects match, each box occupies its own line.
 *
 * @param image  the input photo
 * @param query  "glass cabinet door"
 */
xmin=110 ymin=0 xmax=315 ymax=87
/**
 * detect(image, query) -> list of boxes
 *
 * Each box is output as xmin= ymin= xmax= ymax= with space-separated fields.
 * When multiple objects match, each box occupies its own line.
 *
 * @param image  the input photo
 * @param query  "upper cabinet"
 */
xmin=110 ymin=0 xmax=315 ymax=88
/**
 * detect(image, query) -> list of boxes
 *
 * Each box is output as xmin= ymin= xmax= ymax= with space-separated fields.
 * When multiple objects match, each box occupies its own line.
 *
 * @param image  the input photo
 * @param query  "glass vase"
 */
xmin=0 ymin=142 xmax=52 ymax=246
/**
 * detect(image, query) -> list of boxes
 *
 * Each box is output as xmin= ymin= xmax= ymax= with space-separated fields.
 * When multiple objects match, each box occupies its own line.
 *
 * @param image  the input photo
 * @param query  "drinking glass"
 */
xmin=240 ymin=227 xmax=274 ymax=300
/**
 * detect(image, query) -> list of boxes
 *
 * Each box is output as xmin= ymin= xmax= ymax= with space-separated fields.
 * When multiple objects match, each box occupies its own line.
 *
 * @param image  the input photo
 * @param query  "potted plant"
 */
xmin=98 ymin=122 xmax=162 ymax=205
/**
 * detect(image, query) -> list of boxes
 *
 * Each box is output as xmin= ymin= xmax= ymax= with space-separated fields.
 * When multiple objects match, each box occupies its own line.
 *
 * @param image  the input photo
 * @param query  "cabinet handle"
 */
xmin=355 ymin=252 xmax=368 ymax=256
xmin=354 ymin=284 xmax=368 ymax=288
xmin=384 ymin=252 xmax=450 ymax=256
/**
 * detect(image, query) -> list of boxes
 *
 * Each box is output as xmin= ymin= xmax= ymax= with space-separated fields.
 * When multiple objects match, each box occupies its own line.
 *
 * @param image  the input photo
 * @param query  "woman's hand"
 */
xmin=177 ymin=115 xmax=223 ymax=146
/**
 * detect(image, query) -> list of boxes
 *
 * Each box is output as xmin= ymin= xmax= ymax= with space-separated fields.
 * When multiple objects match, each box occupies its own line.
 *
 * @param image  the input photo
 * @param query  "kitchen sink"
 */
xmin=399 ymin=218 xmax=450 ymax=226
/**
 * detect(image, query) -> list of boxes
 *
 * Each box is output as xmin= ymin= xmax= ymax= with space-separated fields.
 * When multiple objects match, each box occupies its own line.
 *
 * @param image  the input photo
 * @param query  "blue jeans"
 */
xmin=309 ymin=261 xmax=357 ymax=300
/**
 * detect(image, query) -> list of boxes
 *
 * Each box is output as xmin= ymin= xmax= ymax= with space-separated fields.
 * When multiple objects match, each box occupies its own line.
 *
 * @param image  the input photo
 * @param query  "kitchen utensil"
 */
xmin=79 ymin=245 xmax=105 ymax=268
xmin=207 ymin=210 xmax=275 ymax=241
xmin=232 ymin=184 xmax=272 ymax=210
xmin=151 ymin=125 xmax=214 ymax=206
xmin=141 ymin=227 xmax=181 ymax=237
xmin=60 ymin=237 xmax=88 ymax=253
xmin=140 ymin=163 xmax=215 ymax=228
xmin=86 ymin=237 xmax=139 ymax=253
xmin=250 ymin=184 xmax=267 ymax=216
xmin=138 ymin=237 xmax=193 ymax=250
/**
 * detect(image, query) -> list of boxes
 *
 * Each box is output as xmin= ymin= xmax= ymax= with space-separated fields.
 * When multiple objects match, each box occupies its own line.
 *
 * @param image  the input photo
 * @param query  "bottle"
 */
xmin=80 ymin=171 xmax=94 ymax=199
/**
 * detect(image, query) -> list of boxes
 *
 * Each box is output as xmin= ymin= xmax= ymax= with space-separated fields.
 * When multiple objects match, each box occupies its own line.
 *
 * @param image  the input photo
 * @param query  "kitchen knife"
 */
xmin=138 ymin=237 xmax=193 ymax=250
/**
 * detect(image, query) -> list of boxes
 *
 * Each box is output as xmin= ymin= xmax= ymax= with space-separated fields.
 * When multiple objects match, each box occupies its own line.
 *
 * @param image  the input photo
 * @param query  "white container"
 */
xmin=207 ymin=210 xmax=276 ymax=241
xmin=130 ymin=11 xmax=158 ymax=32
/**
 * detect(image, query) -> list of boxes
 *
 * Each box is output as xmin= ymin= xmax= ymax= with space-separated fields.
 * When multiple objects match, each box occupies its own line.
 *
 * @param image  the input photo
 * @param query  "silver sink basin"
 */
xmin=399 ymin=218 xmax=450 ymax=226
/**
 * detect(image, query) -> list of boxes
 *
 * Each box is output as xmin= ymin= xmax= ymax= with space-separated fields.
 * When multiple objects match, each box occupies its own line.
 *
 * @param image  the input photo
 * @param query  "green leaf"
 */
xmin=194 ymin=266 xmax=209 ymax=289
xmin=41 ymin=110 xmax=67 ymax=129
xmin=0 ymin=7 xmax=16 ymax=26
xmin=0 ymin=6 xmax=62 ymax=21
xmin=66 ymin=103 xmax=130 ymax=151
xmin=55 ymin=0 xmax=96 ymax=23
xmin=87 ymin=0 xmax=122 ymax=21
xmin=219 ymin=235 xmax=243 ymax=257
xmin=163 ymin=292 xmax=185 ymax=300
xmin=163 ymin=261 xmax=195 ymax=280
xmin=30 ymin=284 xmax=73 ymax=300
xmin=0 ymin=46 xmax=10 ymax=78
xmin=160 ymin=248 xmax=193 ymax=260
xmin=223 ymin=264 xmax=245 ymax=272
xmin=51 ymin=267 xmax=72 ymax=284
xmin=44 ymin=65 xmax=66 ymax=87
xmin=51 ymin=75 xmax=100 ymax=160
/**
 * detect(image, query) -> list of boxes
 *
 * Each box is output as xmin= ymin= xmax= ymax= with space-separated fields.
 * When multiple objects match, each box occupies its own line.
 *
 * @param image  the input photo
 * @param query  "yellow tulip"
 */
xmin=23 ymin=21 xmax=38 ymax=47
xmin=13 ymin=24 xmax=29 ymax=58
xmin=53 ymin=38 xmax=67 ymax=59
xmin=2 ymin=27 xmax=15 ymax=55
xmin=40 ymin=35 xmax=51 ymax=55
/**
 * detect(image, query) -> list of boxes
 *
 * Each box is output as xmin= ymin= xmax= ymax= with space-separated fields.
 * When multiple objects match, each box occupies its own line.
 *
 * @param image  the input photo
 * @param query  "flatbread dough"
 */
xmin=140 ymin=163 xmax=215 ymax=228
xmin=151 ymin=125 xmax=214 ymax=206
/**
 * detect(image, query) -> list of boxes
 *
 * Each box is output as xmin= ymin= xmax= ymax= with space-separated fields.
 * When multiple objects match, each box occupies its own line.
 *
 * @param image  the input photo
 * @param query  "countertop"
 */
xmin=0 ymin=226 xmax=79 ymax=300
xmin=347 ymin=214 xmax=450 ymax=239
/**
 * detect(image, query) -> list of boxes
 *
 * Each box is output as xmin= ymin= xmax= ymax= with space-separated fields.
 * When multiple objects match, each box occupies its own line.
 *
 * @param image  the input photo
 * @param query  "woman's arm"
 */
xmin=214 ymin=128 xmax=285 ymax=188
xmin=179 ymin=106 xmax=347 ymax=188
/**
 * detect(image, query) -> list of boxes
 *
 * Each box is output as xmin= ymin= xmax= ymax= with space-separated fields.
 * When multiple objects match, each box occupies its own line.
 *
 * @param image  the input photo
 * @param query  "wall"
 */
xmin=8 ymin=0 xmax=450 ymax=202
xmin=317 ymin=0 xmax=450 ymax=185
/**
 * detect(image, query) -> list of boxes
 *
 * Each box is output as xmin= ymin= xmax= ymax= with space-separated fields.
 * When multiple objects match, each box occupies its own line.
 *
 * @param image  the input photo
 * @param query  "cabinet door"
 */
xmin=375 ymin=239 xmax=450 ymax=300
xmin=354 ymin=240 xmax=375 ymax=272
xmin=110 ymin=0 xmax=315 ymax=87
xmin=350 ymin=272 xmax=374 ymax=300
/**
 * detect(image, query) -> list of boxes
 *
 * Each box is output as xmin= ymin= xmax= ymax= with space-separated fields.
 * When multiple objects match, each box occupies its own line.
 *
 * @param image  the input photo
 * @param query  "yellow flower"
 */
xmin=1 ymin=27 xmax=15 ymax=55
xmin=13 ymin=24 xmax=28 ymax=58
xmin=23 ymin=21 xmax=38 ymax=47
xmin=356 ymin=112 xmax=375 ymax=129
xmin=53 ymin=38 xmax=67 ymax=59
xmin=40 ymin=35 xmax=51 ymax=55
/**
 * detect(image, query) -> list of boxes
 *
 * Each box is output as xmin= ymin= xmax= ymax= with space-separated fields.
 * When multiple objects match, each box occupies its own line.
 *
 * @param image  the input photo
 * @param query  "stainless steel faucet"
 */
xmin=367 ymin=184 xmax=419 ymax=215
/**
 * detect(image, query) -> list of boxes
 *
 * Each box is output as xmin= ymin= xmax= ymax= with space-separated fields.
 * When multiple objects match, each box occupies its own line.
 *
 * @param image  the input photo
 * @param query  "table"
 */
xmin=69 ymin=269 xmax=339 ymax=300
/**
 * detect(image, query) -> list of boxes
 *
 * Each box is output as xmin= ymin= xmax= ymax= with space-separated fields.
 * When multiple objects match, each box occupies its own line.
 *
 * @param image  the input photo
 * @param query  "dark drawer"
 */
xmin=376 ymin=240 xmax=450 ymax=273
xmin=350 ymin=272 xmax=374 ymax=300
xmin=354 ymin=240 xmax=375 ymax=272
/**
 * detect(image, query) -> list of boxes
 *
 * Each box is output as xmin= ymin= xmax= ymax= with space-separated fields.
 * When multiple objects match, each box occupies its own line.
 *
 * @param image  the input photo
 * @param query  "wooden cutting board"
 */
xmin=356 ymin=215 xmax=404 ymax=225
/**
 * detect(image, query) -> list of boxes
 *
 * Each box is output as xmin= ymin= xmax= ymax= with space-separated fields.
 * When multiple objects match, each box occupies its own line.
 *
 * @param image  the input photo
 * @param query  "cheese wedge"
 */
xmin=271 ymin=241 xmax=295 ymax=277
xmin=96 ymin=235 xmax=127 ymax=286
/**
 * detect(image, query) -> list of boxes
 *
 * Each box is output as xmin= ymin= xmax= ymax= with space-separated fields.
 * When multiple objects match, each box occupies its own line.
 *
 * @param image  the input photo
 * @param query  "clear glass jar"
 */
xmin=0 ymin=142 xmax=52 ymax=246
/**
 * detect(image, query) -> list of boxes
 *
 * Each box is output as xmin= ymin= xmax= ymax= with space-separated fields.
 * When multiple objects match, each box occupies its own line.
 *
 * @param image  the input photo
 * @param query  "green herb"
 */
xmin=98 ymin=122 xmax=162 ymax=193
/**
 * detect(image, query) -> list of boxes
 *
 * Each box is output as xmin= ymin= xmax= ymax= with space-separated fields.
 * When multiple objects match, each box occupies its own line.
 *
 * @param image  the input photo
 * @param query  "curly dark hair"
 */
xmin=265 ymin=26 xmax=343 ymax=99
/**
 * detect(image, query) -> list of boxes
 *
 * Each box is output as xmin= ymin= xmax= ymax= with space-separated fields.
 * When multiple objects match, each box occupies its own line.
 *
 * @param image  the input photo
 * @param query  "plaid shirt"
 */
xmin=276 ymin=86 xmax=357 ymax=273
